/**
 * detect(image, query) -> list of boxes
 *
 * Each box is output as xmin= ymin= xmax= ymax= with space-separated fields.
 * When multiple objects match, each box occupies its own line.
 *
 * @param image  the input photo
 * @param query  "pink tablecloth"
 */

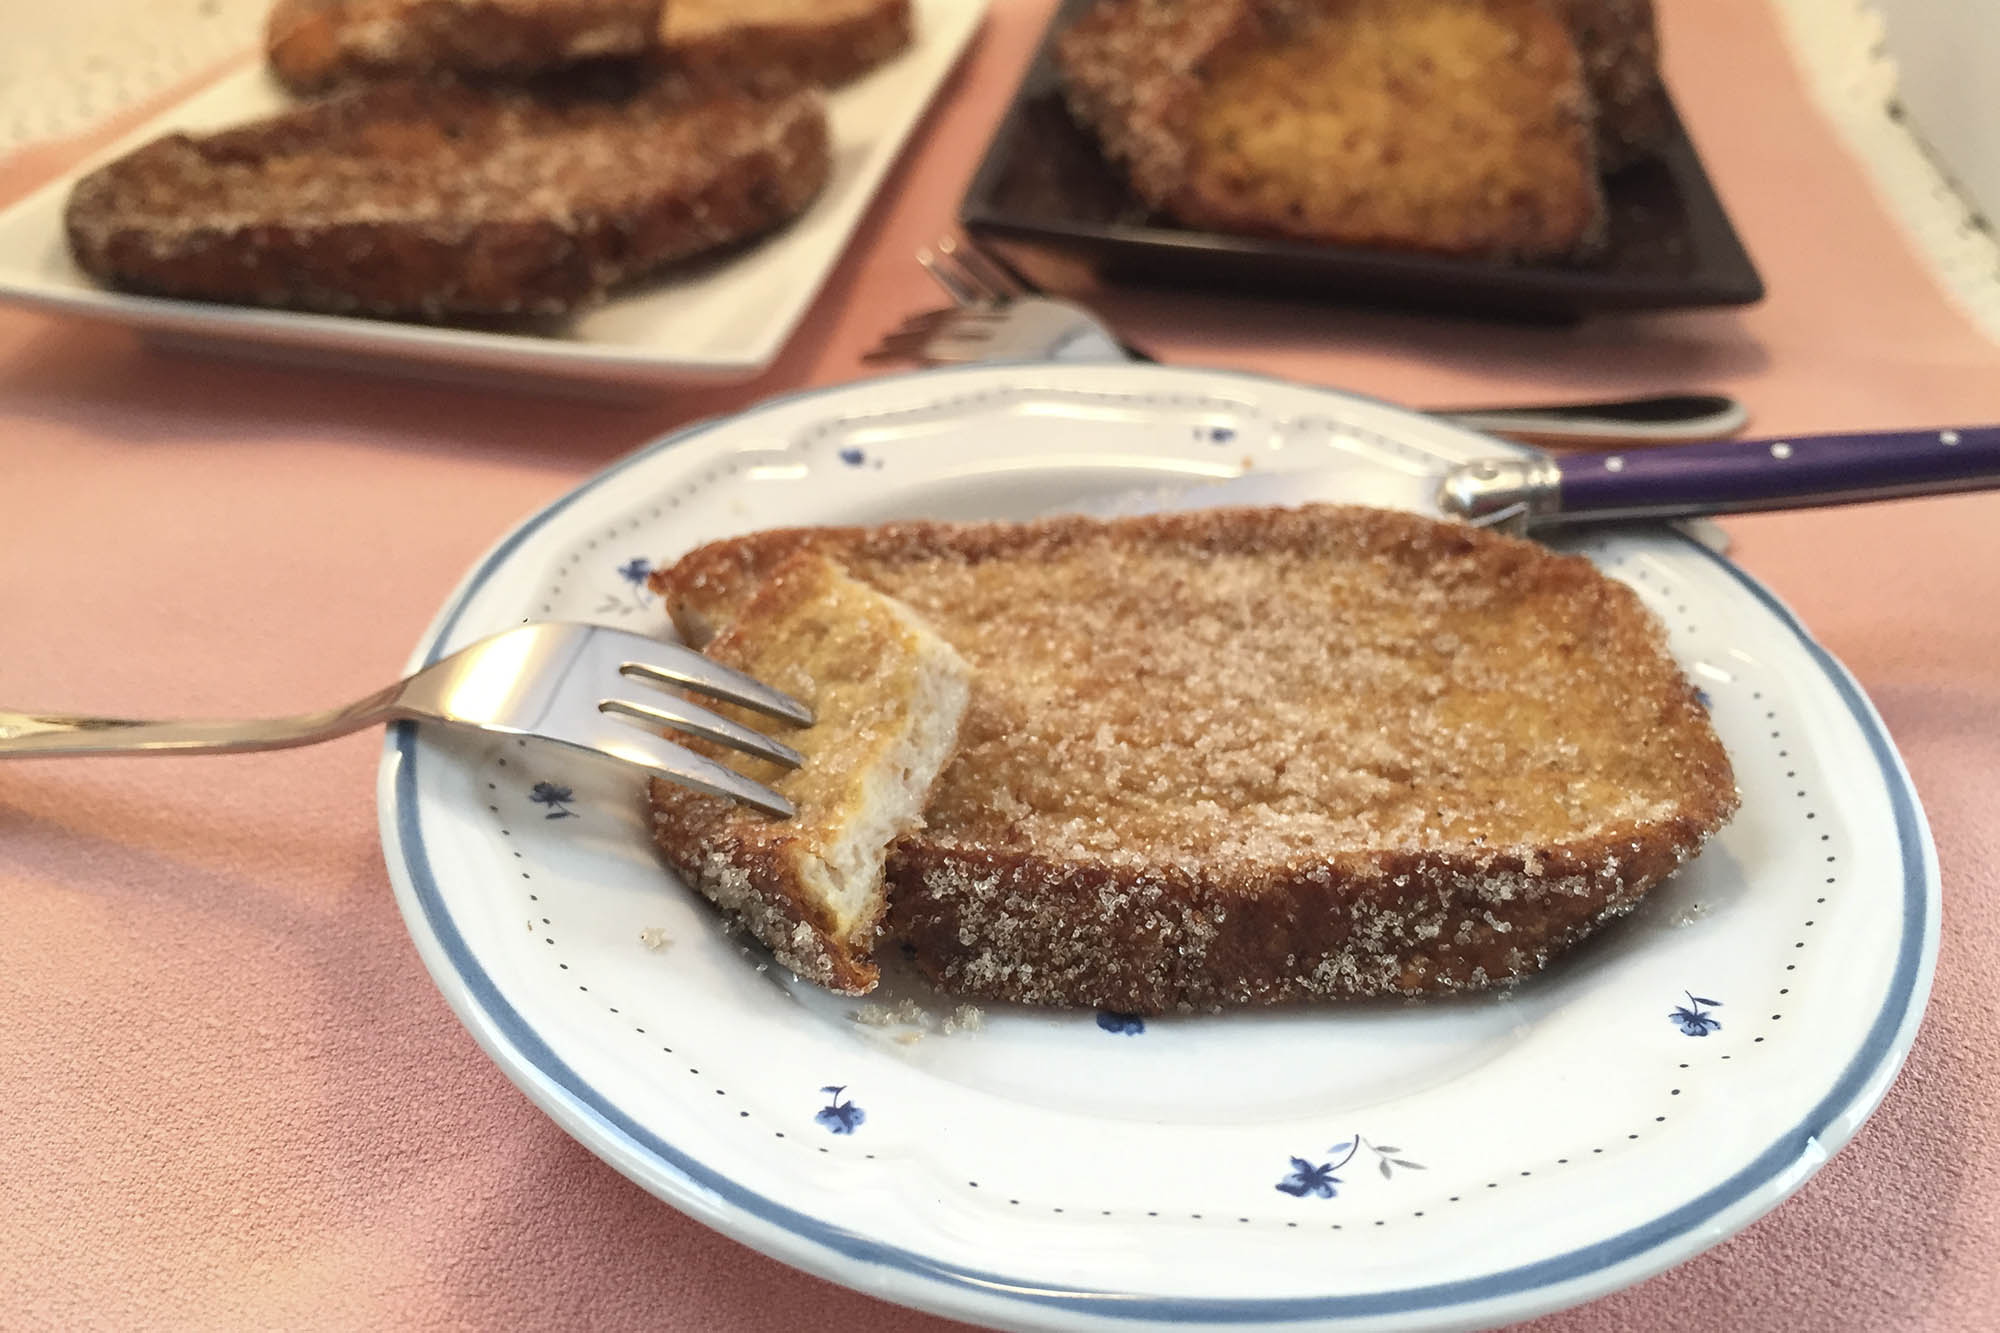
xmin=4 ymin=1 xmax=1997 ymax=1327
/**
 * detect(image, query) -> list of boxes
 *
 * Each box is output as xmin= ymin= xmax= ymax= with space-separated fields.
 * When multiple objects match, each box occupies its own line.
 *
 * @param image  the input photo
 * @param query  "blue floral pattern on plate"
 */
xmin=1096 ymin=1012 xmax=1145 ymax=1035
xmin=528 ymin=782 xmax=577 ymax=819
xmin=1670 ymin=992 xmax=1723 ymax=1035
xmin=1276 ymin=1136 xmax=1425 ymax=1197
xmin=815 ymin=1085 xmax=865 ymax=1134
xmin=1276 ymin=1158 xmax=1340 ymax=1198
xmin=596 ymin=556 xmax=655 ymax=616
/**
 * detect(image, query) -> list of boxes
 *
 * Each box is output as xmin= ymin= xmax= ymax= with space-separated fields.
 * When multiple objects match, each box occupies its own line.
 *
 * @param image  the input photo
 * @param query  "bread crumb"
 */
xmin=1669 ymin=901 xmax=1710 ymax=927
xmin=853 ymin=997 xmax=937 ymax=1029
xmin=639 ymin=926 xmax=672 ymax=951
xmin=854 ymin=997 xmax=986 ymax=1036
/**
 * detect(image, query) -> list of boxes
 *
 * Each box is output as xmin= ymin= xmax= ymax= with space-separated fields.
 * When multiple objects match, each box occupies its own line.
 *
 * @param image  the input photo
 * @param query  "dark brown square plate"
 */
xmin=958 ymin=0 xmax=1764 ymax=323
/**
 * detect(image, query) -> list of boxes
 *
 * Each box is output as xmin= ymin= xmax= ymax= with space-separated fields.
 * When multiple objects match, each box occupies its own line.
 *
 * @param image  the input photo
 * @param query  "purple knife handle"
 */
xmin=1553 ymin=424 xmax=2000 ymax=521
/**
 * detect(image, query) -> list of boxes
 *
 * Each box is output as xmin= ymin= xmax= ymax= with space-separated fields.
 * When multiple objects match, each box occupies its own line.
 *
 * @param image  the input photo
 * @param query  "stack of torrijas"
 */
xmin=64 ymin=0 xmax=917 ymax=320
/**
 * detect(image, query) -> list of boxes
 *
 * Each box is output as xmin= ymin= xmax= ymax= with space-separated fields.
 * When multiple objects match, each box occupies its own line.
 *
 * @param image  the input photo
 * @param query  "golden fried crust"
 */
xmin=661 ymin=0 xmax=914 ymax=95
xmin=1055 ymin=0 xmax=1607 ymax=261
xmin=651 ymin=505 xmax=1738 ymax=1012
xmin=266 ymin=0 xmax=665 ymax=92
xmin=63 ymin=78 xmax=830 ymax=320
xmin=663 ymin=525 xmax=860 ymax=647
xmin=888 ymin=817 xmax=1716 ymax=1011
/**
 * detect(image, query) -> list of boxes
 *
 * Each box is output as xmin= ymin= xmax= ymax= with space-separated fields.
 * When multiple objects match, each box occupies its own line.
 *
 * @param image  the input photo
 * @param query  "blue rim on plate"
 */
xmin=378 ymin=369 xmax=1935 ymax=1329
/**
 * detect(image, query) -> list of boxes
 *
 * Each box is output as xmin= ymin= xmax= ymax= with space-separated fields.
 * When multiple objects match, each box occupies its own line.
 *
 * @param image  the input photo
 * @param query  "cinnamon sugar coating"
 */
xmin=654 ymin=506 xmax=1738 ymax=1013
xmin=660 ymin=0 xmax=914 ymax=96
xmin=63 ymin=75 xmax=829 ymax=320
xmin=1558 ymin=0 xmax=1672 ymax=172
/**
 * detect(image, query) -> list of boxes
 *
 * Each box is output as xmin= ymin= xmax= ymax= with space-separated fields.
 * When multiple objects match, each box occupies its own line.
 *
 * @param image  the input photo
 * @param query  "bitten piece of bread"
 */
xmin=648 ymin=552 xmax=971 ymax=994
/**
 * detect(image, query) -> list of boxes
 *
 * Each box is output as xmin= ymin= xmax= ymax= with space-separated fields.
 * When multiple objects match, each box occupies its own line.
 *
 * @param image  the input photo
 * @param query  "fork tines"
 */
xmin=619 ymin=650 xmax=813 ymax=727
xmin=865 ymin=234 xmax=1013 ymax=364
xmin=918 ymin=235 xmax=1029 ymax=308
xmin=584 ymin=630 xmax=813 ymax=819
xmin=860 ymin=306 xmax=963 ymax=362
xmin=935 ymin=235 xmax=1030 ymax=302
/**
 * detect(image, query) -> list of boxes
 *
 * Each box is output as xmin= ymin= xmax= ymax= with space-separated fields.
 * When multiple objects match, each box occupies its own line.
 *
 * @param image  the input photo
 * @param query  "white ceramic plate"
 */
xmin=0 ymin=0 xmax=986 ymax=392
xmin=379 ymin=364 xmax=1938 ymax=1332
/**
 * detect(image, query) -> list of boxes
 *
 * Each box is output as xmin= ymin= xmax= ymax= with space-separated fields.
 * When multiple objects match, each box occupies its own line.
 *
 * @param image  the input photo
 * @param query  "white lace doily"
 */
xmin=1 ymin=0 xmax=265 ymax=155
xmin=1768 ymin=0 xmax=2000 ymax=344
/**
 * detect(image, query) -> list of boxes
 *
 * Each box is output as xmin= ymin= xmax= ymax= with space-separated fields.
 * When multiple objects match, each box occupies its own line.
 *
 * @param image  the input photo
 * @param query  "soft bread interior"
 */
xmin=647 ymin=551 xmax=969 ymax=993
xmin=791 ymin=597 xmax=971 ymax=940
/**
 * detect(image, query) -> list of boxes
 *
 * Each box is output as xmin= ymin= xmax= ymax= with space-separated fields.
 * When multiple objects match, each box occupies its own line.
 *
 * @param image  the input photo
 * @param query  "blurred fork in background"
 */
xmin=866 ymin=236 xmax=1750 ymax=449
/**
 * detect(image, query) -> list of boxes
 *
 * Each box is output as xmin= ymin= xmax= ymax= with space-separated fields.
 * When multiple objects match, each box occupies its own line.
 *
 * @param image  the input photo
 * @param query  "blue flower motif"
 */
xmin=814 ymin=1085 xmax=865 ymax=1134
xmin=1278 ymin=1136 xmax=1422 ymax=1197
xmin=838 ymin=447 xmax=866 ymax=467
xmin=1276 ymin=1157 xmax=1339 ymax=1198
xmin=1096 ymin=1011 xmax=1145 ymax=1035
xmin=596 ymin=557 xmax=655 ymax=615
xmin=1694 ymin=688 xmax=1713 ymax=710
xmin=1669 ymin=991 xmax=1723 ymax=1036
xmin=528 ymin=782 xmax=577 ymax=819
xmin=1208 ymin=425 xmax=1237 ymax=444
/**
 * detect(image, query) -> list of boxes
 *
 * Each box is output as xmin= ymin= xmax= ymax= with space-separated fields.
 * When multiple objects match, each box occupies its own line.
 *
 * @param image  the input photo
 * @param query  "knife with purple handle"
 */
xmin=1439 ymin=423 xmax=2000 ymax=528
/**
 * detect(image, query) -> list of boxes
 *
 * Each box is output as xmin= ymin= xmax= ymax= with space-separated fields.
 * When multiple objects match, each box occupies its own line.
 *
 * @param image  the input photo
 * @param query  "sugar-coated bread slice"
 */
xmin=63 ymin=75 xmax=830 ymax=320
xmin=660 ymin=0 xmax=915 ymax=95
xmin=266 ymin=0 xmax=665 ymax=92
xmin=647 ymin=552 xmax=971 ymax=994
xmin=1056 ymin=0 xmax=1606 ymax=261
xmin=653 ymin=505 xmax=1738 ymax=1013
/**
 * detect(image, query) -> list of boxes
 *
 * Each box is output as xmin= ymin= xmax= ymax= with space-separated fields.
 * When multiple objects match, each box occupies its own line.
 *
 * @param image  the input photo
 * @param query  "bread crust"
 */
xmin=63 ymin=77 xmax=830 ymax=320
xmin=1054 ymin=0 xmax=1608 ymax=262
xmin=1559 ymin=0 xmax=1671 ymax=172
xmin=653 ymin=506 xmax=1738 ymax=1013
xmin=266 ymin=0 xmax=665 ymax=92
xmin=661 ymin=0 xmax=915 ymax=95
xmin=888 ymin=802 xmax=1717 ymax=1011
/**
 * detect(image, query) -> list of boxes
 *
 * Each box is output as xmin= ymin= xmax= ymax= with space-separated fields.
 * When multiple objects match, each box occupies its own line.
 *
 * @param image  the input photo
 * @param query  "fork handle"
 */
xmin=0 ymin=687 xmax=402 ymax=757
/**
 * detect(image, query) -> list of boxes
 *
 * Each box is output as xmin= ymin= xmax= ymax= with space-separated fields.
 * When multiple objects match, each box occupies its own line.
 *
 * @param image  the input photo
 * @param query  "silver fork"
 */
xmin=0 ymin=622 xmax=813 ymax=817
xmin=867 ymin=236 xmax=1751 ymax=448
